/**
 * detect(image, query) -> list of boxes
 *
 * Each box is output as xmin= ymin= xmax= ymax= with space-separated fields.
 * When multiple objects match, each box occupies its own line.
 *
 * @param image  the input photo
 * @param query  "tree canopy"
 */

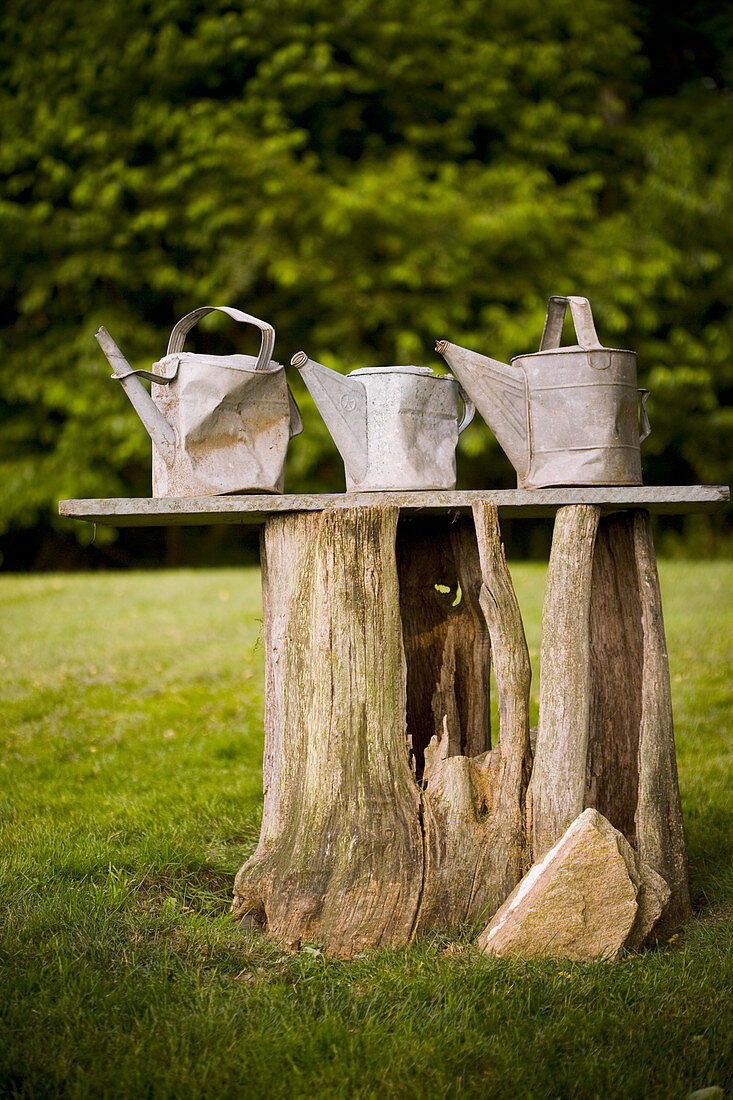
xmin=0 ymin=0 xmax=731 ymax=554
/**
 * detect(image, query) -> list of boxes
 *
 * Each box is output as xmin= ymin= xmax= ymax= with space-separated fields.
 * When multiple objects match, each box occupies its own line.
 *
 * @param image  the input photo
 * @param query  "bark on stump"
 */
xmin=232 ymin=504 xmax=531 ymax=956
xmin=529 ymin=506 xmax=691 ymax=937
xmin=233 ymin=501 xmax=689 ymax=956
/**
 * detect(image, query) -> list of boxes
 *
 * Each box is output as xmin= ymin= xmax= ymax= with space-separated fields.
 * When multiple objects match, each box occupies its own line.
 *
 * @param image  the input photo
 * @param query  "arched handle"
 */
xmin=539 ymin=296 xmax=604 ymax=352
xmin=457 ymin=386 xmax=475 ymax=434
xmin=166 ymin=306 xmax=275 ymax=371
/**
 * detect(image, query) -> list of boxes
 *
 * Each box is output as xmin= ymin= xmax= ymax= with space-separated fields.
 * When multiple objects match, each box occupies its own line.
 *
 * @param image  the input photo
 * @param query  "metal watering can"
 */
xmin=436 ymin=295 xmax=651 ymax=489
xmin=291 ymin=352 xmax=474 ymax=492
xmin=96 ymin=306 xmax=302 ymax=497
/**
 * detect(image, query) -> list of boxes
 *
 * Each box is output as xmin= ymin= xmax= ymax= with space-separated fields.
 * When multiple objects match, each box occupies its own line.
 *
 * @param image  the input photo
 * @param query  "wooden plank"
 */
xmin=59 ymin=485 xmax=729 ymax=526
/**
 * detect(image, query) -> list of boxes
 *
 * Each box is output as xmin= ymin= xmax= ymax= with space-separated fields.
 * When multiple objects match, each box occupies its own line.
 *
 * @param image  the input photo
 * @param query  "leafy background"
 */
xmin=1 ymin=0 xmax=731 ymax=566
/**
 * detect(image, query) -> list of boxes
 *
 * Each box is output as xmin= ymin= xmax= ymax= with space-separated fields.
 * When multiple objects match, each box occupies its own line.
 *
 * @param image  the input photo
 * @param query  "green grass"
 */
xmin=0 ymin=563 xmax=731 ymax=1100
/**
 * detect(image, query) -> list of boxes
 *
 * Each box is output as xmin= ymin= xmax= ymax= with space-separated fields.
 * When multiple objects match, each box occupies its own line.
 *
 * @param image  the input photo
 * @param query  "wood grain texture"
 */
xmin=416 ymin=503 xmax=531 ymax=931
xmin=530 ymin=505 xmax=690 ymax=938
xmin=530 ymin=504 xmax=600 ymax=859
xmin=587 ymin=513 xmax=643 ymax=842
xmin=59 ymin=484 xmax=730 ymax=527
xmin=233 ymin=506 xmax=424 ymax=957
xmin=474 ymin=500 xmax=533 ymax=887
xmin=233 ymin=501 xmax=688 ymax=955
xmin=632 ymin=511 xmax=691 ymax=935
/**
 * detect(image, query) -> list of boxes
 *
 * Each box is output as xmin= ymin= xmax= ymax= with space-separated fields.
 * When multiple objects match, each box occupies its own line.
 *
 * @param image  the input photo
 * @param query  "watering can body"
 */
xmin=97 ymin=306 xmax=302 ymax=498
xmin=437 ymin=296 xmax=650 ymax=489
xmin=291 ymin=354 xmax=474 ymax=492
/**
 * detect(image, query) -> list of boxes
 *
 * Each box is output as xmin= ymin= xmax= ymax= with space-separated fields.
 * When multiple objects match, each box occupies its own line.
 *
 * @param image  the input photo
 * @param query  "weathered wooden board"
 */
xmin=59 ymin=485 xmax=729 ymax=526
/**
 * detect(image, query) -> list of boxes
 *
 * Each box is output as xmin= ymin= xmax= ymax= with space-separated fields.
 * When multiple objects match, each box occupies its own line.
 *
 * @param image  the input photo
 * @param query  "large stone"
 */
xmin=477 ymin=808 xmax=670 ymax=961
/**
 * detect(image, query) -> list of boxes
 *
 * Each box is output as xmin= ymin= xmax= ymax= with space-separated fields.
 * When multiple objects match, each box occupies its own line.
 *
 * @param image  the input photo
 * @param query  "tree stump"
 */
xmin=529 ymin=506 xmax=691 ymax=938
xmin=233 ymin=500 xmax=689 ymax=956
xmin=232 ymin=503 xmax=531 ymax=956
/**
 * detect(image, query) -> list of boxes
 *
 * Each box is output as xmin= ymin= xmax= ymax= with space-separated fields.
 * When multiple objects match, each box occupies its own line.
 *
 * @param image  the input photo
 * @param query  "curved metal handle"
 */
xmin=539 ymin=296 xmax=604 ymax=351
xmin=639 ymin=388 xmax=651 ymax=442
xmin=110 ymin=361 xmax=180 ymax=385
xmin=457 ymin=386 xmax=475 ymax=434
xmin=166 ymin=306 xmax=275 ymax=371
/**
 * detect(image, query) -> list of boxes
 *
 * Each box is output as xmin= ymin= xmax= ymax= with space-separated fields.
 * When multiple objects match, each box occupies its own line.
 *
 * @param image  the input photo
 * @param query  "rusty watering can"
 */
xmin=290 ymin=352 xmax=474 ymax=491
xmin=436 ymin=295 xmax=651 ymax=489
xmin=96 ymin=306 xmax=302 ymax=497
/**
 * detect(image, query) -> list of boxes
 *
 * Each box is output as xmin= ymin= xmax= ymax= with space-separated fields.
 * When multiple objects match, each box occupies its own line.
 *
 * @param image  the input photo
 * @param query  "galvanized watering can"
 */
xmin=291 ymin=352 xmax=474 ymax=492
xmin=96 ymin=306 xmax=302 ymax=497
xmin=436 ymin=295 xmax=651 ymax=489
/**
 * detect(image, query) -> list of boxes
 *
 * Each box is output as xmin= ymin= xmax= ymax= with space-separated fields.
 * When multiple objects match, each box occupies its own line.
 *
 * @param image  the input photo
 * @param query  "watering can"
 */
xmin=436 ymin=295 xmax=651 ymax=489
xmin=96 ymin=306 xmax=302 ymax=497
xmin=290 ymin=352 xmax=474 ymax=492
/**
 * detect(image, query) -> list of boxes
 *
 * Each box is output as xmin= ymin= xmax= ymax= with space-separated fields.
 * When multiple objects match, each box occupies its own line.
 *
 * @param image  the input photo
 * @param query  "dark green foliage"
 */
xmin=0 ymin=0 xmax=731 ymax=544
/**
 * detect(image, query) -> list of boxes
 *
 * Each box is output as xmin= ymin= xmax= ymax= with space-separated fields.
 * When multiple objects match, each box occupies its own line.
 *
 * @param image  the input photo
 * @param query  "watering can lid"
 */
xmin=512 ymin=343 xmax=633 ymax=361
xmin=349 ymin=365 xmax=447 ymax=378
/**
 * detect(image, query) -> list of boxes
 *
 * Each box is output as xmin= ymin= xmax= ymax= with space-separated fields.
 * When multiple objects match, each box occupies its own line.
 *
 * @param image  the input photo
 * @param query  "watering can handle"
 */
xmin=166 ymin=306 xmax=275 ymax=371
xmin=539 ymin=296 xmax=604 ymax=352
xmin=457 ymin=387 xmax=475 ymax=434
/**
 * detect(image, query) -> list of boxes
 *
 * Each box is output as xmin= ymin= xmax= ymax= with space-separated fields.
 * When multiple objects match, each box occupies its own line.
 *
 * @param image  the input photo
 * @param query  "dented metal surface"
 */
xmin=97 ymin=306 xmax=301 ymax=498
xmin=437 ymin=296 xmax=651 ymax=490
xmin=291 ymin=352 xmax=474 ymax=491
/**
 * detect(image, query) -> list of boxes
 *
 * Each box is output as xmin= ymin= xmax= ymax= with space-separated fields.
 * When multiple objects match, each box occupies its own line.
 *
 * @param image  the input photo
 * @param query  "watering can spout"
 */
xmin=95 ymin=326 xmax=178 ymax=467
xmin=291 ymin=352 xmax=368 ymax=484
xmin=435 ymin=340 xmax=530 ymax=481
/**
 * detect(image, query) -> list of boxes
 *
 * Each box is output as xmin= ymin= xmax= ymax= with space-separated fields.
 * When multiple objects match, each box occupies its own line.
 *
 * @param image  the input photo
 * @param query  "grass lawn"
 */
xmin=0 ymin=560 xmax=731 ymax=1099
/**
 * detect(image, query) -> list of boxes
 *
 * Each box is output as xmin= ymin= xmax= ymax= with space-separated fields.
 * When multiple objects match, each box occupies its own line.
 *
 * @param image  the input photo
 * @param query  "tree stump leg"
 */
xmin=232 ymin=506 xmax=424 ymax=957
xmin=529 ymin=505 xmax=690 ymax=936
xmin=416 ymin=502 xmax=532 ymax=932
xmin=529 ymin=504 xmax=600 ymax=859
xmin=233 ymin=504 xmax=532 ymax=955
xmin=632 ymin=512 xmax=691 ymax=934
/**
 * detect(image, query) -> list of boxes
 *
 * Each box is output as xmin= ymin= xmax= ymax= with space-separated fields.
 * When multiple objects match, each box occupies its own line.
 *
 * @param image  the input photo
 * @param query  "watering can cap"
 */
xmin=349 ymin=365 xmax=438 ymax=378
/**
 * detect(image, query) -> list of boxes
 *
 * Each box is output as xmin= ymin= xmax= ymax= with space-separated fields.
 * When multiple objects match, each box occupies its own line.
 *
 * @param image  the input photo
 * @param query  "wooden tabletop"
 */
xmin=59 ymin=485 xmax=730 ymax=527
